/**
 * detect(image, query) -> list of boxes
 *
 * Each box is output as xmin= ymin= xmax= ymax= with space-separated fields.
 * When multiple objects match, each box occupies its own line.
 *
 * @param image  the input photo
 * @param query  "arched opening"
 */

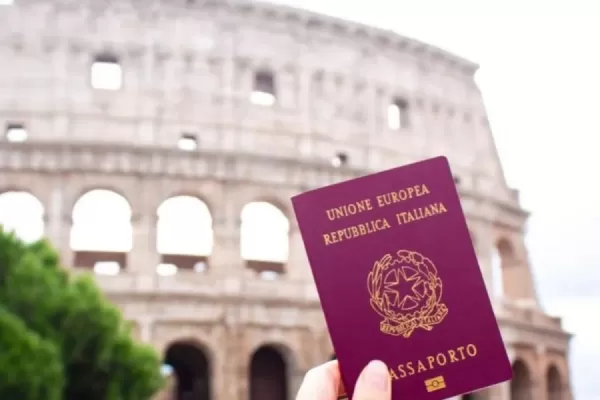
xmin=249 ymin=345 xmax=289 ymax=400
xmin=0 ymin=191 xmax=45 ymax=243
xmin=241 ymin=201 xmax=289 ymax=278
xmin=492 ymin=237 xmax=517 ymax=299
xmin=156 ymin=196 xmax=213 ymax=276
xmin=490 ymin=247 xmax=504 ymax=299
xmin=511 ymin=360 xmax=533 ymax=400
xmin=70 ymin=189 xmax=132 ymax=274
xmin=547 ymin=365 xmax=563 ymax=400
xmin=164 ymin=340 xmax=211 ymax=400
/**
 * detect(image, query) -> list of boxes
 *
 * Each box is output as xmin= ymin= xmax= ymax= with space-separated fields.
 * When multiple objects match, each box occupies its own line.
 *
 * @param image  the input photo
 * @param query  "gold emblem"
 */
xmin=424 ymin=376 xmax=446 ymax=392
xmin=367 ymin=250 xmax=448 ymax=338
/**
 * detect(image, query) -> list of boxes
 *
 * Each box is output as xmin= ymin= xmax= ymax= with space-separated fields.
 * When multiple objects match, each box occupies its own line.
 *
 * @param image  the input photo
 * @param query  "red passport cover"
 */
xmin=291 ymin=156 xmax=512 ymax=399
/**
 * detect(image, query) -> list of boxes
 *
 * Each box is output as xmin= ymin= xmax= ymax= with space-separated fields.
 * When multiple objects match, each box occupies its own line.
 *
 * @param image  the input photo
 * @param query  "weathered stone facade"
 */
xmin=0 ymin=1 xmax=572 ymax=399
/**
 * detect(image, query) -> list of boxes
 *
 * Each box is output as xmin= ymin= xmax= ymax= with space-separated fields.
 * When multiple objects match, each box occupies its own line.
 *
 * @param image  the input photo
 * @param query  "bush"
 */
xmin=0 ymin=227 xmax=165 ymax=399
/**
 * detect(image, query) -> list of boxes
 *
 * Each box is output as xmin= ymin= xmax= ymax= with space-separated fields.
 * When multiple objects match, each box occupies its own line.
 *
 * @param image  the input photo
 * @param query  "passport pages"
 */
xmin=291 ymin=156 xmax=513 ymax=400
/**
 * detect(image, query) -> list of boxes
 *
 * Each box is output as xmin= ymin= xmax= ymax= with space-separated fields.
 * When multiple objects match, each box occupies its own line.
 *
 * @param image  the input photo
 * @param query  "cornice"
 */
xmin=0 ymin=141 xmax=366 ymax=191
xmin=0 ymin=141 xmax=529 ymax=231
xmin=6 ymin=0 xmax=478 ymax=76
xmin=222 ymin=0 xmax=479 ymax=76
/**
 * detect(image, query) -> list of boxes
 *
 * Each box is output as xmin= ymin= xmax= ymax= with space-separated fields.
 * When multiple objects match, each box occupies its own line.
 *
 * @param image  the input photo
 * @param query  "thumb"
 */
xmin=352 ymin=360 xmax=391 ymax=400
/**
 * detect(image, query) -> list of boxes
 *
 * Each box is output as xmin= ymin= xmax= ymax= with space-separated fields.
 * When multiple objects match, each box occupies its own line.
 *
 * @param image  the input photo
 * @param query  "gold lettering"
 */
xmin=397 ymin=364 xmax=407 ymax=378
xmin=448 ymin=350 xmax=459 ymax=363
xmin=406 ymin=362 xmax=415 ymax=376
xmin=392 ymin=343 xmax=479 ymax=380
xmin=322 ymin=218 xmax=391 ymax=245
xmin=436 ymin=354 xmax=447 ymax=366
xmin=374 ymin=184 xmax=431 ymax=209
xmin=394 ymin=202 xmax=448 ymax=227
xmin=466 ymin=344 xmax=477 ymax=357
xmin=427 ymin=356 xmax=436 ymax=369
xmin=325 ymin=199 xmax=373 ymax=221
xmin=326 ymin=209 xmax=336 ymax=221
xmin=389 ymin=368 xmax=399 ymax=381
xmin=321 ymin=186 xmax=446 ymax=246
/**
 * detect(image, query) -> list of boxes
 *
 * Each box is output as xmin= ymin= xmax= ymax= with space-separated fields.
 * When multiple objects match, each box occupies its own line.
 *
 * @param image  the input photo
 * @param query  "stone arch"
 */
xmin=67 ymin=185 xmax=133 ymax=217
xmin=493 ymin=236 xmax=536 ymax=302
xmin=156 ymin=195 xmax=213 ymax=276
xmin=240 ymin=201 xmax=290 ymax=277
xmin=491 ymin=237 xmax=517 ymax=298
xmin=70 ymin=189 xmax=132 ymax=274
xmin=249 ymin=344 xmax=295 ymax=400
xmin=547 ymin=364 xmax=564 ymax=400
xmin=511 ymin=359 xmax=533 ymax=400
xmin=0 ymin=190 xmax=45 ymax=243
xmin=163 ymin=339 xmax=212 ymax=400
xmin=496 ymin=238 xmax=517 ymax=264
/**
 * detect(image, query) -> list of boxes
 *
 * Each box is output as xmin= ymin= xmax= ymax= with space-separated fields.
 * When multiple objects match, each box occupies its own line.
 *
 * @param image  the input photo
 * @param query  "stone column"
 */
xmin=533 ymin=344 xmax=547 ymax=400
xmin=211 ymin=325 xmax=232 ymax=400
xmin=138 ymin=317 xmax=153 ymax=343
xmin=46 ymin=186 xmax=74 ymax=268
xmin=207 ymin=190 xmax=241 ymax=277
xmin=128 ymin=215 xmax=159 ymax=274
xmin=285 ymin=226 xmax=308 ymax=280
xmin=224 ymin=323 xmax=249 ymax=400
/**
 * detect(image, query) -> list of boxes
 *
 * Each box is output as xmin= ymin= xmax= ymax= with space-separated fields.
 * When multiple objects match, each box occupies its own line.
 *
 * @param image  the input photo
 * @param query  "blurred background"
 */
xmin=0 ymin=0 xmax=597 ymax=399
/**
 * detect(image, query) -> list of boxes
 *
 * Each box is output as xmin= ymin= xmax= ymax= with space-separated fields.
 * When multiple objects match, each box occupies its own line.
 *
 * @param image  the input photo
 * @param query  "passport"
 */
xmin=291 ymin=156 xmax=512 ymax=400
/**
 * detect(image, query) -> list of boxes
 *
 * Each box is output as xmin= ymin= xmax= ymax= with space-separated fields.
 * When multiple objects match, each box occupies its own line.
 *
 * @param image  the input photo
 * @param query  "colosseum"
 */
xmin=0 ymin=0 xmax=573 ymax=399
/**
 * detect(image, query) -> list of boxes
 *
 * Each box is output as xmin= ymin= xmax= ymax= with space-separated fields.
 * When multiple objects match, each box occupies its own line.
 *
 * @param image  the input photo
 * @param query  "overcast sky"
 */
xmin=270 ymin=0 xmax=600 ymax=398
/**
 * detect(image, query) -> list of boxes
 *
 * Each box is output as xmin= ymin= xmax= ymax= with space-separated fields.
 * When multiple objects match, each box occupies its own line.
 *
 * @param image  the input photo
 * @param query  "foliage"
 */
xmin=0 ymin=304 xmax=63 ymax=400
xmin=0 ymin=226 xmax=166 ymax=399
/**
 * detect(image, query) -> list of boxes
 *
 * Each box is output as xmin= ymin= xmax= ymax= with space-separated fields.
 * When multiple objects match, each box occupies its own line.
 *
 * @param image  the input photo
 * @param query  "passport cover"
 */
xmin=291 ymin=156 xmax=512 ymax=400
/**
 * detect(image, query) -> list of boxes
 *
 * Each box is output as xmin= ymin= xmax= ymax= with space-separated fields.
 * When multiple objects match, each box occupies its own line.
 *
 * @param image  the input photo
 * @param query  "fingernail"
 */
xmin=363 ymin=360 xmax=390 ymax=391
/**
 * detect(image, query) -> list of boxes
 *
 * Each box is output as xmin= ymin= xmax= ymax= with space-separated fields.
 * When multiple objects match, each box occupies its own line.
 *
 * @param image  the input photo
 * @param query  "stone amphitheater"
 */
xmin=0 ymin=0 xmax=572 ymax=399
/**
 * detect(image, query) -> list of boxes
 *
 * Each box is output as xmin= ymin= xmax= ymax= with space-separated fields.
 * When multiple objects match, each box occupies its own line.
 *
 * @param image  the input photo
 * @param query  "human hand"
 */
xmin=295 ymin=359 xmax=391 ymax=400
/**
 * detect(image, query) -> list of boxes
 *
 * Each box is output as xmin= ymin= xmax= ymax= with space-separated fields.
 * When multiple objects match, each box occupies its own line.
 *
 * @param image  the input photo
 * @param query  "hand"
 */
xmin=295 ymin=359 xmax=391 ymax=400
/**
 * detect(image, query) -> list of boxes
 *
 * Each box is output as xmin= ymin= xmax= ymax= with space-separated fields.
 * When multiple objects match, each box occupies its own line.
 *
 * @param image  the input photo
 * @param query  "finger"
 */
xmin=295 ymin=360 xmax=341 ymax=400
xmin=352 ymin=360 xmax=391 ymax=400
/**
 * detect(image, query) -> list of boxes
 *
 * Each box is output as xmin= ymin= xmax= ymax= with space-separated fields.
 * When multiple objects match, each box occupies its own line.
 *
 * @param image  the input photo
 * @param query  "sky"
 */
xmin=267 ymin=0 xmax=600 ymax=397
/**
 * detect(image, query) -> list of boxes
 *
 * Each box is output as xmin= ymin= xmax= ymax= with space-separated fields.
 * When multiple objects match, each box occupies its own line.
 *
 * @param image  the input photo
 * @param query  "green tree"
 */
xmin=0 ymin=304 xmax=63 ymax=400
xmin=0 ymin=227 xmax=165 ymax=399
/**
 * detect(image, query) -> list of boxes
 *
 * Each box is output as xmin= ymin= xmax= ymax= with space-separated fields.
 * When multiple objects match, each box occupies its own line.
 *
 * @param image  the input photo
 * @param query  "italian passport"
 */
xmin=291 ymin=156 xmax=512 ymax=399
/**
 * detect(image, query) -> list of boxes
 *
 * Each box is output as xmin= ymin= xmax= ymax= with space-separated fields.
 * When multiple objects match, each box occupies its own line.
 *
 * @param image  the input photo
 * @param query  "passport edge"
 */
xmin=289 ymin=197 xmax=358 ymax=396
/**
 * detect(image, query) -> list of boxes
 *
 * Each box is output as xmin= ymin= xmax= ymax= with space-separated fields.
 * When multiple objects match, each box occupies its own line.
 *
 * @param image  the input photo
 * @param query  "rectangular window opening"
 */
xmin=5 ymin=123 xmax=27 ymax=142
xmin=388 ymin=98 xmax=409 ymax=130
xmin=251 ymin=70 xmax=276 ymax=106
xmin=91 ymin=54 xmax=123 ymax=90
xmin=177 ymin=133 xmax=198 ymax=151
